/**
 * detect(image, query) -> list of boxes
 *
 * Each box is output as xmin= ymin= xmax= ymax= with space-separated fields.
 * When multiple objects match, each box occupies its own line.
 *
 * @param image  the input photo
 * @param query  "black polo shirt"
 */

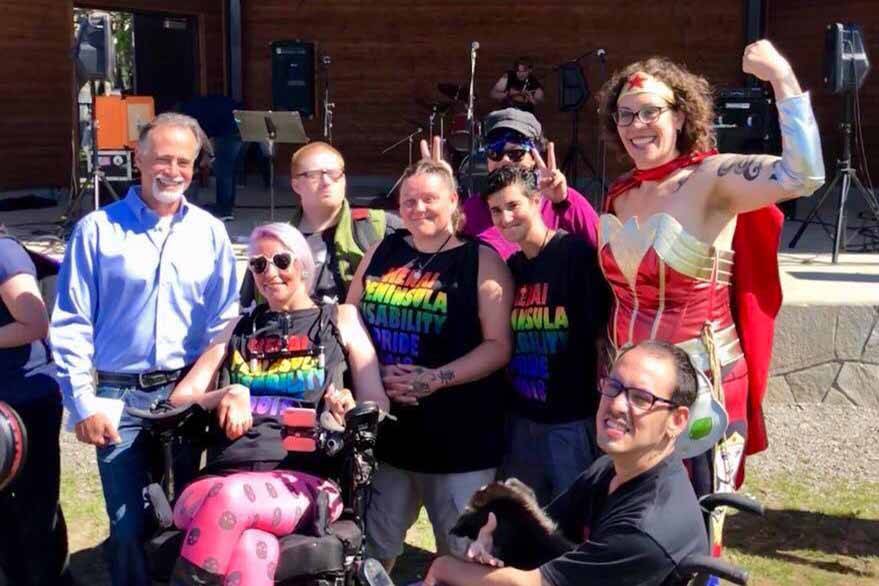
xmin=540 ymin=453 xmax=708 ymax=586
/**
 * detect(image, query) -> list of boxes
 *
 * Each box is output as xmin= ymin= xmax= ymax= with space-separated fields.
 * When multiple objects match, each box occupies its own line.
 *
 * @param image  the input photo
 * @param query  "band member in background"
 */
xmin=453 ymin=108 xmax=599 ymax=260
xmin=491 ymin=57 xmax=545 ymax=113
xmin=595 ymin=39 xmax=824 ymax=557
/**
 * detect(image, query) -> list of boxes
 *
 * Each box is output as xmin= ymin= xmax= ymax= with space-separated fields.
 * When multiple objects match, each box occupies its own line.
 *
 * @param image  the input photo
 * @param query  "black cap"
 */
xmin=482 ymin=108 xmax=543 ymax=141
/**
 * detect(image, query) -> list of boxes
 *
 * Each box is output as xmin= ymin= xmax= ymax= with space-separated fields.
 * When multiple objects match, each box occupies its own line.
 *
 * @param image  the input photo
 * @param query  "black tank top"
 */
xmin=208 ymin=304 xmax=346 ymax=470
xmin=360 ymin=231 xmax=505 ymax=472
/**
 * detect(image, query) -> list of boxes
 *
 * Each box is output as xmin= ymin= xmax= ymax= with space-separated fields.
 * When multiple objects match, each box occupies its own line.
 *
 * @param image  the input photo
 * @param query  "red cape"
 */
xmin=604 ymin=152 xmax=781 ymax=470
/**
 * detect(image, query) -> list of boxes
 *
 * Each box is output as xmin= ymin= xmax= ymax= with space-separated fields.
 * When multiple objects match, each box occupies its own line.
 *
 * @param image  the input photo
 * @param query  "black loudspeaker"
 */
xmin=824 ymin=23 xmax=870 ymax=95
xmin=558 ymin=62 xmax=589 ymax=112
xmin=714 ymin=87 xmax=780 ymax=155
xmin=271 ymin=40 xmax=316 ymax=119
xmin=74 ymin=11 xmax=115 ymax=82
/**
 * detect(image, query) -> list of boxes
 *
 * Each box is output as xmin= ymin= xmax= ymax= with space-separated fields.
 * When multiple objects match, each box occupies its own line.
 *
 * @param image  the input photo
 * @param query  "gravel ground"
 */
xmin=747 ymin=403 xmax=879 ymax=486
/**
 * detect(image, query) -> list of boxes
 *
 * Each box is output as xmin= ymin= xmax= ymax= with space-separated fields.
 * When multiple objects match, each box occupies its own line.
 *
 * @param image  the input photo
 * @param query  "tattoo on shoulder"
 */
xmin=716 ymin=156 xmax=763 ymax=181
xmin=437 ymin=369 xmax=455 ymax=385
xmin=671 ymin=175 xmax=690 ymax=193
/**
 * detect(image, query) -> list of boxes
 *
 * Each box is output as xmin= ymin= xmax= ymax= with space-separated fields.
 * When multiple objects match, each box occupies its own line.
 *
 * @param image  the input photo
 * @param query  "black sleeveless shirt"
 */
xmin=359 ymin=231 xmax=505 ymax=473
xmin=209 ymin=304 xmax=346 ymax=470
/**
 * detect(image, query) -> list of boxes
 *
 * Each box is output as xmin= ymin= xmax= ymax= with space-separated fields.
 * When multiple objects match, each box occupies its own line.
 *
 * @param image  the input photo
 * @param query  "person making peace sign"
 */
xmin=457 ymin=109 xmax=600 ymax=260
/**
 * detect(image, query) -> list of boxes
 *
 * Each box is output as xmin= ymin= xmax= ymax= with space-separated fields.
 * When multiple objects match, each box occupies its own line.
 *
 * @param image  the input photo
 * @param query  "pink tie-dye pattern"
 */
xmin=174 ymin=470 xmax=343 ymax=581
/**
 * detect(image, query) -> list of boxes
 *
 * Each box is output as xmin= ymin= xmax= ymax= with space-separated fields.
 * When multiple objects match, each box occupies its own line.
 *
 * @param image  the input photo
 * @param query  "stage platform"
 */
xmin=3 ymin=178 xmax=877 ymax=408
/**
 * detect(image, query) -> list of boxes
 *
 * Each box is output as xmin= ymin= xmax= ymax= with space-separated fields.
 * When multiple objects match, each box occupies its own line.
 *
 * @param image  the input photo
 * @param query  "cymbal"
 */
xmin=415 ymin=97 xmax=453 ymax=114
xmin=437 ymin=82 xmax=465 ymax=101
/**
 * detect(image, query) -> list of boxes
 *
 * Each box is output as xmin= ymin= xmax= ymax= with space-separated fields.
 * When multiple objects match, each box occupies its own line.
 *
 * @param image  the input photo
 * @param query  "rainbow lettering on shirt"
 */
xmin=360 ymin=267 xmax=448 ymax=364
xmin=509 ymin=282 xmax=568 ymax=402
xmin=228 ymin=349 xmax=325 ymax=416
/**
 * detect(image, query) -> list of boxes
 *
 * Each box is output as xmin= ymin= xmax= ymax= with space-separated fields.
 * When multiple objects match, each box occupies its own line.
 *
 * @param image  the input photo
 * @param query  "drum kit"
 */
xmin=385 ymin=81 xmax=488 ymax=197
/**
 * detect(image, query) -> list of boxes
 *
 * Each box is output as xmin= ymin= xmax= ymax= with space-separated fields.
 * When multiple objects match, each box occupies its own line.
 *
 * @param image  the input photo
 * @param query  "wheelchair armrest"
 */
xmin=678 ymin=554 xmax=748 ymax=585
xmin=126 ymin=401 xmax=207 ymax=433
xmin=699 ymin=493 xmax=765 ymax=517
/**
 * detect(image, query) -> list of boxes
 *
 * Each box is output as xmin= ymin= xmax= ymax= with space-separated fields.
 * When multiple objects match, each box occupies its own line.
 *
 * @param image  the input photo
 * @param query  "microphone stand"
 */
xmin=321 ymin=55 xmax=335 ymax=143
xmin=382 ymin=127 xmax=424 ymax=199
xmin=467 ymin=42 xmax=479 ymax=197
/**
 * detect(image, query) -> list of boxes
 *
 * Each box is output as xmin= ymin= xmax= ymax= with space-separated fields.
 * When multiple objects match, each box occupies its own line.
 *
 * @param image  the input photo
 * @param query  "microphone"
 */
xmin=596 ymin=48 xmax=607 ymax=61
xmin=471 ymin=41 xmax=480 ymax=52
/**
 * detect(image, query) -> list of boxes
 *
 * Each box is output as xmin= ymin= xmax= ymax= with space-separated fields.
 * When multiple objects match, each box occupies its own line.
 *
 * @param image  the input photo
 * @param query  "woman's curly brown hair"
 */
xmin=596 ymin=57 xmax=716 ymax=159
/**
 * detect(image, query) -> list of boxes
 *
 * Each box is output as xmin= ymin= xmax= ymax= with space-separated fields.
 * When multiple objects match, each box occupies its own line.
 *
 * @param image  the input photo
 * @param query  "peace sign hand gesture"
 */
xmin=532 ymin=142 xmax=568 ymax=204
xmin=419 ymin=135 xmax=455 ymax=175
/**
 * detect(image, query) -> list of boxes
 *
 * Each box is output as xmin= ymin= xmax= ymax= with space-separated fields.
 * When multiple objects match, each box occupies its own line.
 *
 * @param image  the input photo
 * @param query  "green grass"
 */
xmin=59 ymin=464 xmax=878 ymax=586
xmin=723 ymin=472 xmax=879 ymax=585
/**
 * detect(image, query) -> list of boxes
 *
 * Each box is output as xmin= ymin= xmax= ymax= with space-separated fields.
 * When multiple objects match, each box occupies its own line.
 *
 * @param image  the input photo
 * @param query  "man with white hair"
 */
xmin=50 ymin=113 xmax=239 ymax=586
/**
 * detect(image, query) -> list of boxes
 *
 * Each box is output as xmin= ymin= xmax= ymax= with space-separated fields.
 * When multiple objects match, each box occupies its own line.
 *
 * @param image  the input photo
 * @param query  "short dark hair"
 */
xmin=617 ymin=340 xmax=698 ymax=407
xmin=482 ymin=164 xmax=539 ymax=202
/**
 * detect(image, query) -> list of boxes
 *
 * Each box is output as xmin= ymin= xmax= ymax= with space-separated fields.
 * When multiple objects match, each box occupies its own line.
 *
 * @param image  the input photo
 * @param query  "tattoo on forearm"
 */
xmin=717 ymin=157 xmax=763 ymax=181
xmin=437 ymin=369 xmax=455 ymax=385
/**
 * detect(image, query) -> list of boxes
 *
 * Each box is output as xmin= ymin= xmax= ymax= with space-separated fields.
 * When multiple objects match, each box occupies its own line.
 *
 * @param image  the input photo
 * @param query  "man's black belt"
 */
xmin=96 ymin=367 xmax=187 ymax=390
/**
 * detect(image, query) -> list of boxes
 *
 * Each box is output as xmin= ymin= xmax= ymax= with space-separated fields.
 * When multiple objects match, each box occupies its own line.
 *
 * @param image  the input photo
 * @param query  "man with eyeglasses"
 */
xmin=240 ymin=141 xmax=399 ymax=308
xmin=50 ymin=113 xmax=239 ymax=586
xmin=423 ymin=340 xmax=708 ymax=586
xmin=460 ymin=108 xmax=598 ymax=260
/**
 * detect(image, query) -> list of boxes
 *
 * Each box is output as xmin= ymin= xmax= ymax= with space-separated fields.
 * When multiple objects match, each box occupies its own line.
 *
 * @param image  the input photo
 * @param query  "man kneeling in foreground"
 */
xmin=425 ymin=340 xmax=709 ymax=586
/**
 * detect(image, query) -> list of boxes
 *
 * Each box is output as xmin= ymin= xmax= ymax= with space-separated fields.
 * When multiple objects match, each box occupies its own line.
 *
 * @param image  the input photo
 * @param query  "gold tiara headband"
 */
xmin=617 ymin=72 xmax=676 ymax=104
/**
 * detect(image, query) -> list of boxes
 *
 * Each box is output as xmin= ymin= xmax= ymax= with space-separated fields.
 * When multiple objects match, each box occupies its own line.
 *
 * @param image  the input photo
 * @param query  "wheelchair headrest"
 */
xmin=0 ymin=401 xmax=27 ymax=492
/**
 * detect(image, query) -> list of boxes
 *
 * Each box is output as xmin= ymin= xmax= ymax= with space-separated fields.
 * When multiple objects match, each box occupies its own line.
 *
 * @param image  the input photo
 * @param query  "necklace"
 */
xmin=412 ymin=233 xmax=454 ymax=278
xmin=526 ymin=228 xmax=552 ymax=259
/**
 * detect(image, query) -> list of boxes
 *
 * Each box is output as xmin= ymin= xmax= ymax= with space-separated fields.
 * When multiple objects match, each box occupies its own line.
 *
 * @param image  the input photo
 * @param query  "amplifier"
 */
xmin=85 ymin=149 xmax=135 ymax=182
xmin=713 ymin=87 xmax=780 ymax=155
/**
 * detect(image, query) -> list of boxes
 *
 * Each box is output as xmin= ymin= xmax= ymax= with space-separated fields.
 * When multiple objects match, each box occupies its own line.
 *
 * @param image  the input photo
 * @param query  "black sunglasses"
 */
xmin=486 ymin=148 xmax=530 ymax=163
xmin=248 ymin=253 xmax=293 ymax=274
xmin=597 ymin=376 xmax=680 ymax=412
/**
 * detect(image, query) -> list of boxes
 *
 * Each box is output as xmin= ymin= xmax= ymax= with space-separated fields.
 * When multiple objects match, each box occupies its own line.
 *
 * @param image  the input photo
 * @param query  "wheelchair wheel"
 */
xmin=0 ymin=401 xmax=27 ymax=492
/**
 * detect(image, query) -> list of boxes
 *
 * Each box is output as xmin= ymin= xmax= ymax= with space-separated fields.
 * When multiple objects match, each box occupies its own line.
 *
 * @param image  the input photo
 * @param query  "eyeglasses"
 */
xmin=248 ymin=253 xmax=293 ymax=274
xmin=293 ymin=168 xmax=345 ymax=183
xmin=611 ymin=105 xmax=671 ymax=127
xmin=597 ymin=376 xmax=680 ymax=412
xmin=486 ymin=148 xmax=530 ymax=163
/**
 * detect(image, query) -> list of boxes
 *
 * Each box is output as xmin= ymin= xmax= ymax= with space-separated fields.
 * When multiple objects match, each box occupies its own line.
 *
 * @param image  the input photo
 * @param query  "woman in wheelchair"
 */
xmin=164 ymin=222 xmax=389 ymax=586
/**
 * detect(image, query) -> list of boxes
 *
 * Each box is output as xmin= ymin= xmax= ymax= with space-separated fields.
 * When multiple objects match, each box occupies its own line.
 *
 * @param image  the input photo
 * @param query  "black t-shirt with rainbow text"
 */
xmin=506 ymin=231 xmax=608 ymax=424
xmin=359 ymin=231 xmax=506 ymax=473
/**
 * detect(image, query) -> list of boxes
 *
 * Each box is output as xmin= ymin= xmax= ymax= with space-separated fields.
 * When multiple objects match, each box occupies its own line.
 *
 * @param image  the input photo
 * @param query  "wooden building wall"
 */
xmin=767 ymin=0 xmax=879 ymax=183
xmin=0 ymin=0 xmax=225 ymax=191
xmin=0 ymin=2 xmax=75 ymax=191
xmin=242 ymin=1 xmax=748 ymax=178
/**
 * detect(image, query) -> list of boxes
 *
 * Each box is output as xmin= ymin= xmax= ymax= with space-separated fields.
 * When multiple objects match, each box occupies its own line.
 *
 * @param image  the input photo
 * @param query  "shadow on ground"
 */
xmin=726 ymin=507 xmax=879 ymax=578
xmin=392 ymin=543 xmax=436 ymax=585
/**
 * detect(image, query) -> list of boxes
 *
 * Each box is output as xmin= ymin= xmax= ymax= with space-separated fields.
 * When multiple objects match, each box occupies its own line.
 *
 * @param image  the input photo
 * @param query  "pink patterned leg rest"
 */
xmin=224 ymin=528 xmax=279 ymax=586
xmin=173 ymin=470 xmax=342 ymax=578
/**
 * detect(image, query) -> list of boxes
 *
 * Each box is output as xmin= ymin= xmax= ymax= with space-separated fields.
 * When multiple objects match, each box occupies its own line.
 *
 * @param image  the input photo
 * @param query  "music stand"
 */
xmin=234 ymin=110 xmax=308 ymax=219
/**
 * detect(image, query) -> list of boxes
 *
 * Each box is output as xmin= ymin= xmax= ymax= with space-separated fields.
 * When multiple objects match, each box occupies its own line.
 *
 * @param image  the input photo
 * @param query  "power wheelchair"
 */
xmin=128 ymin=399 xmax=395 ymax=586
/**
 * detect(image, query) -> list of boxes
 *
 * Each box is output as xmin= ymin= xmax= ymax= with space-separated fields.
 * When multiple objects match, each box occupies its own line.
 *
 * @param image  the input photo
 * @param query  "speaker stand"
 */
xmin=560 ymin=107 xmax=597 ymax=189
xmin=788 ymin=90 xmax=879 ymax=262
